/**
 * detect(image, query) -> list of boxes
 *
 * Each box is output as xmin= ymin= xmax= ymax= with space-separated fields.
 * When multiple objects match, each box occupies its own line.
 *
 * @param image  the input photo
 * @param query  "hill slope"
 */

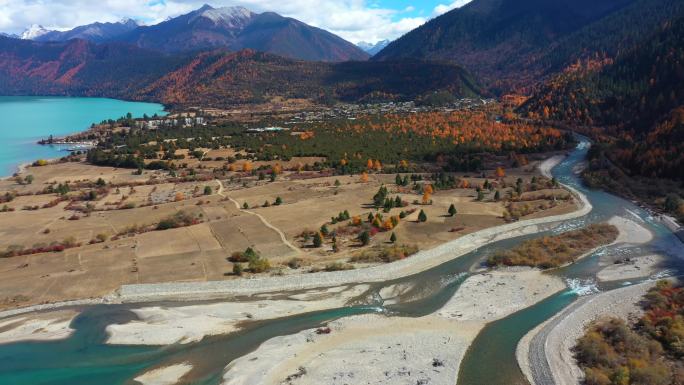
xmin=0 ymin=37 xmax=183 ymax=97
xmin=374 ymin=0 xmax=682 ymax=92
xmin=0 ymin=37 xmax=479 ymax=107
xmin=521 ymin=14 xmax=684 ymax=220
xmin=135 ymin=49 xmax=481 ymax=107
xmin=523 ymin=15 xmax=684 ymax=181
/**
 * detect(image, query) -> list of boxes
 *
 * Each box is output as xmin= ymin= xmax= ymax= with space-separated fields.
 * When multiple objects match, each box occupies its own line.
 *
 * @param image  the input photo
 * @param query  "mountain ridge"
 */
xmin=373 ymin=0 xmax=681 ymax=92
xmin=0 ymin=36 xmax=479 ymax=108
xmin=357 ymin=40 xmax=390 ymax=56
xmin=34 ymin=19 xmax=139 ymax=44
xmin=116 ymin=5 xmax=368 ymax=62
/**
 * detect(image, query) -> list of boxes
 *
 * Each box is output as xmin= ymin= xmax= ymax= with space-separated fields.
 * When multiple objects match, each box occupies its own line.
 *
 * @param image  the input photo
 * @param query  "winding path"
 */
xmin=215 ymin=179 xmax=300 ymax=254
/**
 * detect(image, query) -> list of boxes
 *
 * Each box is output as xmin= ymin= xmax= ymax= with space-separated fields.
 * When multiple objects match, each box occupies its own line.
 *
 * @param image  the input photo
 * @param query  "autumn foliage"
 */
xmin=575 ymin=281 xmax=684 ymax=385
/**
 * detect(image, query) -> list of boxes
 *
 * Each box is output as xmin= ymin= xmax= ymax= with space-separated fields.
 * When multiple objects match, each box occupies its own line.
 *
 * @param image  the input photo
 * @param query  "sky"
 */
xmin=0 ymin=0 xmax=473 ymax=43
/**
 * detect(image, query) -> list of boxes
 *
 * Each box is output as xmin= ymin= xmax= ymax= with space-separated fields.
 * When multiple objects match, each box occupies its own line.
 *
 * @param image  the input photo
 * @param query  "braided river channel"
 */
xmin=1 ymin=138 xmax=682 ymax=385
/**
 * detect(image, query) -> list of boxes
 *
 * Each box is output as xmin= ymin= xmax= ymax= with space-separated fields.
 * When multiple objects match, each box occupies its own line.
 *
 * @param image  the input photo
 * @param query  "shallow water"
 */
xmin=0 ymin=96 xmax=166 ymax=176
xmin=0 ymin=137 xmax=682 ymax=385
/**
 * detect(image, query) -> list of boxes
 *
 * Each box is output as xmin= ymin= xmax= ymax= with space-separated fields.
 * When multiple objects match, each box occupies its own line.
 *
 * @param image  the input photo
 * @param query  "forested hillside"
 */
xmin=0 ymin=37 xmax=480 ymax=107
xmin=0 ymin=37 xmax=185 ymax=98
xmin=522 ymin=15 xmax=684 ymax=220
xmin=375 ymin=0 xmax=683 ymax=93
xmin=523 ymin=15 xmax=684 ymax=180
xmin=136 ymin=50 xmax=481 ymax=107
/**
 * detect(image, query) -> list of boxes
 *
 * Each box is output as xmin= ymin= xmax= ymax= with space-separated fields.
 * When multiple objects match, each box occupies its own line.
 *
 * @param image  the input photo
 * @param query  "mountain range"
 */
xmin=14 ymin=5 xmax=368 ymax=62
xmin=357 ymin=40 xmax=390 ymax=56
xmin=34 ymin=19 xmax=139 ymax=44
xmin=20 ymin=25 xmax=50 ymax=40
xmin=0 ymin=36 xmax=479 ymax=107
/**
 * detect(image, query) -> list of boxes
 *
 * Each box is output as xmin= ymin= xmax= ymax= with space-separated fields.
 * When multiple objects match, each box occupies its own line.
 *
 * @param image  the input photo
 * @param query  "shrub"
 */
xmin=156 ymin=211 xmax=198 ymax=230
xmin=418 ymin=210 xmax=427 ymax=222
xmin=350 ymin=244 xmax=418 ymax=263
xmin=313 ymin=232 xmax=323 ymax=248
xmin=287 ymin=258 xmax=303 ymax=269
xmin=248 ymin=256 xmax=271 ymax=273
xmin=487 ymin=223 xmax=618 ymax=269
xmin=324 ymin=262 xmax=354 ymax=271
xmin=358 ymin=231 xmax=370 ymax=246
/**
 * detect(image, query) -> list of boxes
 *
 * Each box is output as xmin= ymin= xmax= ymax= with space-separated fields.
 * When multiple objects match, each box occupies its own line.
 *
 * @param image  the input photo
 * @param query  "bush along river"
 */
xmin=0 ymin=137 xmax=682 ymax=385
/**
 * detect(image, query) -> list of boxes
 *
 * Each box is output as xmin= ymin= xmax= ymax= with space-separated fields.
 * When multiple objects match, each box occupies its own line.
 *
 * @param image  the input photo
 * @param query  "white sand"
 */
xmin=518 ymin=281 xmax=657 ymax=385
xmin=539 ymin=155 xmax=565 ymax=178
xmin=221 ymin=269 xmax=565 ymax=385
xmin=378 ymin=282 xmax=417 ymax=305
xmin=0 ymin=310 xmax=78 ymax=344
xmin=597 ymin=254 xmax=664 ymax=282
xmin=438 ymin=269 xmax=566 ymax=322
xmin=135 ymin=363 xmax=192 ymax=385
xmin=607 ymin=216 xmax=653 ymax=245
xmin=223 ymin=314 xmax=480 ymax=385
xmin=106 ymin=284 xmax=370 ymax=345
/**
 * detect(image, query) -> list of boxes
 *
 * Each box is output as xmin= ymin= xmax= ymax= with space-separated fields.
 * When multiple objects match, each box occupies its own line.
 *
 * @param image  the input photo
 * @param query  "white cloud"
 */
xmin=0 ymin=0 xmax=429 ymax=43
xmin=433 ymin=0 xmax=472 ymax=16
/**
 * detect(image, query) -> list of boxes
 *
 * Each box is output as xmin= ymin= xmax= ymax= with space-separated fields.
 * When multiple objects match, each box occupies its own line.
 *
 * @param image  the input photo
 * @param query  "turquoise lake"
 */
xmin=0 ymin=97 xmax=166 ymax=177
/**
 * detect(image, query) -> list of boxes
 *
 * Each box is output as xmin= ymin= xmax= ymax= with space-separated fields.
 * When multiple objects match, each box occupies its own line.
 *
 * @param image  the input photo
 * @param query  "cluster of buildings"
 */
xmin=135 ymin=116 xmax=207 ymax=130
xmin=285 ymin=99 xmax=495 ymax=123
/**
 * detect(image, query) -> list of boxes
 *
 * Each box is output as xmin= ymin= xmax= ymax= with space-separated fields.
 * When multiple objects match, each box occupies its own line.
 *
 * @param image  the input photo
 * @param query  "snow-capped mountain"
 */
xmin=34 ymin=19 xmax=139 ymax=43
xmin=21 ymin=24 xmax=51 ymax=40
xmin=190 ymin=5 xmax=254 ymax=27
xmin=118 ymin=4 xmax=368 ymax=61
xmin=357 ymin=39 xmax=390 ymax=56
xmin=9 ymin=4 xmax=368 ymax=62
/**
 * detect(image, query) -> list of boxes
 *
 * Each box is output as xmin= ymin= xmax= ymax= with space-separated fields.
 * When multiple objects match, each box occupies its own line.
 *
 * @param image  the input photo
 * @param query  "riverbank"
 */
xmin=597 ymin=254 xmax=664 ymax=282
xmin=607 ymin=215 xmax=653 ymax=245
xmin=105 ymin=284 xmax=370 ymax=345
xmin=221 ymin=269 xmax=565 ymax=385
xmin=517 ymin=281 xmax=658 ymax=385
xmin=134 ymin=363 xmax=193 ymax=385
xmin=539 ymin=155 xmax=565 ymax=179
xmin=515 ymin=212 xmax=658 ymax=385
xmin=0 ymin=178 xmax=590 ymax=325
xmin=0 ymin=309 xmax=78 ymax=344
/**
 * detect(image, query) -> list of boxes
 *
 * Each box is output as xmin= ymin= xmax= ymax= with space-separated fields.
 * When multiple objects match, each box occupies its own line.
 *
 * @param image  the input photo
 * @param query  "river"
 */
xmin=0 ymin=138 xmax=682 ymax=385
xmin=0 ymin=97 xmax=166 ymax=177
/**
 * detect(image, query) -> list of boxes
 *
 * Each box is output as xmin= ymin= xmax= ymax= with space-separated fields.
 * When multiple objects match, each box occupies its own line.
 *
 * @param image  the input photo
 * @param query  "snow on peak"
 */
xmin=195 ymin=6 xmax=254 ymax=26
xmin=21 ymin=24 xmax=50 ymax=40
xmin=357 ymin=39 xmax=390 ymax=55
xmin=119 ymin=18 xmax=139 ymax=27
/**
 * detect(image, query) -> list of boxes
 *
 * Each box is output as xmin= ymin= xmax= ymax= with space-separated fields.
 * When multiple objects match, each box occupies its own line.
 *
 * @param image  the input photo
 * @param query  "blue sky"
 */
xmin=372 ymin=0 xmax=463 ymax=20
xmin=0 ymin=1 xmax=472 ymax=43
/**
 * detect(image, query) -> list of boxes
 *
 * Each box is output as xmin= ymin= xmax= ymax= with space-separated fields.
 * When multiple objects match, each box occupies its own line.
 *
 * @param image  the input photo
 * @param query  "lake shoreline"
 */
xmin=0 ymin=96 xmax=166 ymax=178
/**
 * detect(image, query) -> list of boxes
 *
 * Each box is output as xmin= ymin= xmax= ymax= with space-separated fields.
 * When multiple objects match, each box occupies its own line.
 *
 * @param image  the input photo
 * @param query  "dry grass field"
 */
xmin=0 ymin=157 xmax=577 ymax=310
